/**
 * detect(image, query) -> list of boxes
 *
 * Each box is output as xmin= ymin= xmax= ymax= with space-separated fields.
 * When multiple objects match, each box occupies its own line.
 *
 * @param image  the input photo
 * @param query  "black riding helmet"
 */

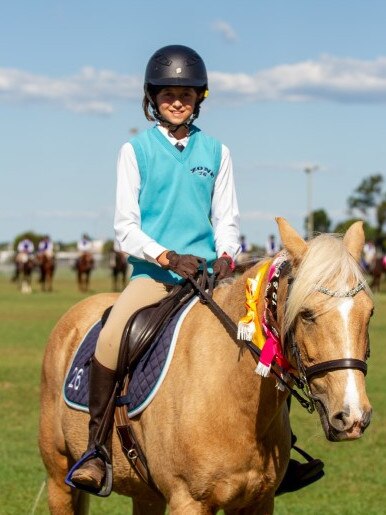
xmin=143 ymin=44 xmax=208 ymax=127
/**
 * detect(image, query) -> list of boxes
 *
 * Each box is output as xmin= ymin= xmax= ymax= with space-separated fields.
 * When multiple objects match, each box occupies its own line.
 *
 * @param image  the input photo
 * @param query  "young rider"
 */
xmin=71 ymin=44 xmax=324 ymax=496
xmin=71 ymin=44 xmax=241 ymax=492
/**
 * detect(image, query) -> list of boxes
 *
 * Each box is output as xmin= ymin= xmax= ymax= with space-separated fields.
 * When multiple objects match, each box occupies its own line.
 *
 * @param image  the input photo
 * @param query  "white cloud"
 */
xmin=209 ymin=55 xmax=386 ymax=103
xmin=0 ymin=66 xmax=142 ymax=114
xmin=212 ymin=20 xmax=238 ymax=42
xmin=2 ymin=55 xmax=386 ymax=114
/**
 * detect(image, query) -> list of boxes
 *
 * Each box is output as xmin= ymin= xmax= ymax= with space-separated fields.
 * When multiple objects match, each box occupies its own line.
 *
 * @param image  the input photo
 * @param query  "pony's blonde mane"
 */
xmin=284 ymin=233 xmax=371 ymax=334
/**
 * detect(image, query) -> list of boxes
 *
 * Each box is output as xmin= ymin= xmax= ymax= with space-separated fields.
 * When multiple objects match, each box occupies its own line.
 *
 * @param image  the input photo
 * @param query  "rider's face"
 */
xmin=156 ymin=86 xmax=198 ymax=126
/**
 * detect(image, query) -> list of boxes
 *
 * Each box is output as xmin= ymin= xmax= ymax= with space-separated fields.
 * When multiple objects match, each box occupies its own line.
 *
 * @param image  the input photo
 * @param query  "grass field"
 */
xmin=0 ymin=266 xmax=385 ymax=515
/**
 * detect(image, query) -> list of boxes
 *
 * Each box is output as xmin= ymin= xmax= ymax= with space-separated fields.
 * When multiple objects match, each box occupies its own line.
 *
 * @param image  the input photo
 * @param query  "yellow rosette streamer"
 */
xmin=237 ymin=261 xmax=271 ymax=349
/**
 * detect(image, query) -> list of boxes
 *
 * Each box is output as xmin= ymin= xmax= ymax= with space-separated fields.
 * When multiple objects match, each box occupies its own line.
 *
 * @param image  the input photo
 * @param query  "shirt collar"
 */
xmin=156 ymin=124 xmax=189 ymax=148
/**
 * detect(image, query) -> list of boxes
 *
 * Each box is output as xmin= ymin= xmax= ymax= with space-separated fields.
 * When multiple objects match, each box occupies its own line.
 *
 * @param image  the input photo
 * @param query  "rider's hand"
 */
xmin=213 ymin=253 xmax=235 ymax=281
xmin=159 ymin=251 xmax=200 ymax=279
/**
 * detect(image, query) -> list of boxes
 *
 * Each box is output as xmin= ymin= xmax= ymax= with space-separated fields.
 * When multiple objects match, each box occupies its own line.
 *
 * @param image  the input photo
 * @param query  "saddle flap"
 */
xmin=117 ymin=281 xmax=195 ymax=376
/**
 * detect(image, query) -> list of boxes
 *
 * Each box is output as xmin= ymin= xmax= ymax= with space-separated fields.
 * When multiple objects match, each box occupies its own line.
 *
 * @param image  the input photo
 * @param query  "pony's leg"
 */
xmin=40 ymin=411 xmax=89 ymax=514
xmin=46 ymin=473 xmax=90 ymax=515
xmin=132 ymin=498 xmax=167 ymax=515
xmin=40 ymin=366 xmax=89 ymax=513
xmin=40 ymin=420 xmax=88 ymax=513
xmin=224 ymin=498 xmax=274 ymax=515
xmin=168 ymin=492 xmax=214 ymax=514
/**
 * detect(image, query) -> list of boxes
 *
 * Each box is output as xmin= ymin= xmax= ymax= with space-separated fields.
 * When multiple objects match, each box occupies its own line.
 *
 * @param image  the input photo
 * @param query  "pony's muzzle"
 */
xmin=330 ymin=406 xmax=372 ymax=439
xmin=313 ymin=395 xmax=372 ymax=442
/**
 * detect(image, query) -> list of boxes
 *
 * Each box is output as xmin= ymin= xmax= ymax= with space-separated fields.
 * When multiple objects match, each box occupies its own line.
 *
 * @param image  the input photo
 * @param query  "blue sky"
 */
xmin=1 ymin=0 xmax=386 ymax=246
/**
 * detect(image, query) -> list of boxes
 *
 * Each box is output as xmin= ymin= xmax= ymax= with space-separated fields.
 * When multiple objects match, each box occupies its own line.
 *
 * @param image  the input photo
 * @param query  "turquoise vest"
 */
xmin=129 ymin=125 xmax=222 ymax=284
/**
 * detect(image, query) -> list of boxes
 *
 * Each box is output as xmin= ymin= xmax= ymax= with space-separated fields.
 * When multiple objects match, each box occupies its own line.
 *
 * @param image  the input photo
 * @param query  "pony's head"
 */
xmin=277 ymin=217 xmax=373 ymax=442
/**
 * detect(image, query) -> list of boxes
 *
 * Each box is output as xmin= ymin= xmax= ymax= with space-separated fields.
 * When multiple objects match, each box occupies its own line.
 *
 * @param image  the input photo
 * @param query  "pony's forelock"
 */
xmin=284 ymin=233 xmax=371 ymax=334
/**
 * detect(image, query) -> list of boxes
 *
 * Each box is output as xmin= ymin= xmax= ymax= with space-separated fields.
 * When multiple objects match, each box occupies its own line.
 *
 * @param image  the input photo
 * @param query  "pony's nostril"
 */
xmin=361 ymin=409 xmax=372 ymax=429
xmin=331 ymin=410 xmax=351 ymax=431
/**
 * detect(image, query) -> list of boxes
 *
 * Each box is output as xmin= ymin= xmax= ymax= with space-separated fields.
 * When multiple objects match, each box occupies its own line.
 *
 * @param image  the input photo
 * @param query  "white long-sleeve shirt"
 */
xmin=114 ymin=126 xmax=241 ymax=265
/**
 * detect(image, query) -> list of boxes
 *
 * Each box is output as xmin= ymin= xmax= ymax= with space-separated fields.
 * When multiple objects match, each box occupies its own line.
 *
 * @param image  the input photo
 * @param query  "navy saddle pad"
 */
xmin=63 ymin=299 xmax=196 ymax=417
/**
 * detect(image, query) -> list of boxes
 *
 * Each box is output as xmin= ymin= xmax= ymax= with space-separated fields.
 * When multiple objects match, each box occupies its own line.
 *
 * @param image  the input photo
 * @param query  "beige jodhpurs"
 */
xmin=95 ymin=277 xmax=171 ymax=370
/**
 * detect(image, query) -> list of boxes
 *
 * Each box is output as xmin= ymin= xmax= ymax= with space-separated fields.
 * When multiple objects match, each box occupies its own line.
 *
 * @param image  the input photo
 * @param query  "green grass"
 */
xmin=0 ymin=268 xmax=385 ymax=514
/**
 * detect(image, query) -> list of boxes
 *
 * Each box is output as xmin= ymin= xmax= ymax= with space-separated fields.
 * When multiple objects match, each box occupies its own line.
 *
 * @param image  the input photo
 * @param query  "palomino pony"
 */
xmin=37 ymin=254 xmax=56 ymax=292
xmin=39 ymin=219 xmax=373 ymax=514
xmin=110 ymin=250 xmax=128 ymax=291
xmin=75 ymin=253 xmax=94 ymax=292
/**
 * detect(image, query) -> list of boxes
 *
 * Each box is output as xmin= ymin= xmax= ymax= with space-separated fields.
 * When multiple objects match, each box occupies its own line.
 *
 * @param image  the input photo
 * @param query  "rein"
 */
xmin=188 ymin=266 xmax=314 ymax=412
xmin=189 ymin=259 xmax=369 ymax=414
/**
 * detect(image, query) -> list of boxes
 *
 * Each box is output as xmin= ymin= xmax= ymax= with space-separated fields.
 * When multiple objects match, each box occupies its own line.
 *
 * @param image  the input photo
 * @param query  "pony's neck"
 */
xmin=210 ymin=265 xmax=287 ymax=439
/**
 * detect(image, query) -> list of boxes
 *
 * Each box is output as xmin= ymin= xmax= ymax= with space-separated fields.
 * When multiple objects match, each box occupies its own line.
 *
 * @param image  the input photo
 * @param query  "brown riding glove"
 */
xmin=164 ymin=251 xmax=201 ymax=279
xmin=213 ymin=253 xmax=235 ymax=281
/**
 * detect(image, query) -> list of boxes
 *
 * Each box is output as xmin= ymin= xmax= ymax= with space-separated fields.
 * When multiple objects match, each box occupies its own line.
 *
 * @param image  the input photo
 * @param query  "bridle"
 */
xmin=189 ymin=259 xmax=370 ymax=414
xmin=285 ymin=272 xmax=370 ymax=411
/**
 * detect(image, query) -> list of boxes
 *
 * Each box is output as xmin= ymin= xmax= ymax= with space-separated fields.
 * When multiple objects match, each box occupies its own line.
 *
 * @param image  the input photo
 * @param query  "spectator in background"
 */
xmin=362 ymin=240 xmax=376 ymax=273
xmin=240 ymin=234 xmax=250 ymax=254
xmin=265 ymin=234 xmax=279 ymax=257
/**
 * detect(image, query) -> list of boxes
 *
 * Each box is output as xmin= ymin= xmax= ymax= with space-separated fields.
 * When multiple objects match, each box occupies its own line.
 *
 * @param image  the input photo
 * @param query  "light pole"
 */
xmin=304 ymin=165 xmax=319 ymax=240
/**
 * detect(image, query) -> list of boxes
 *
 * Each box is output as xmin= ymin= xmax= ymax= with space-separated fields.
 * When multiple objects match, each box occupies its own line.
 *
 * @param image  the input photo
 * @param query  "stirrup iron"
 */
xmin=65 ymin=445 xmax=113 ymax=497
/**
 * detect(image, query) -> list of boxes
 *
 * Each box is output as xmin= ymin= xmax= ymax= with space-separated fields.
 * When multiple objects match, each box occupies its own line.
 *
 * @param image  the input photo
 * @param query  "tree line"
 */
xmin=305 ymin=173 xmax=386 ymax=248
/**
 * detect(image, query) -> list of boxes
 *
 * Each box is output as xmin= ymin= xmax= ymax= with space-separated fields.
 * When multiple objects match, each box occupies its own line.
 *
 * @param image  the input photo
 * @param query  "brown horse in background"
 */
xmin=110 ymin=251 xmax=128 ymax=291
xmin=369 ymin=254 xmax=385 ymax=292
xmin=37 ymin=254 xmax=56 ymax=292
xmin=75 ymin=253 xmax=94 ymax=292
xmin=39 ymin=219 xmax=373 ymax=514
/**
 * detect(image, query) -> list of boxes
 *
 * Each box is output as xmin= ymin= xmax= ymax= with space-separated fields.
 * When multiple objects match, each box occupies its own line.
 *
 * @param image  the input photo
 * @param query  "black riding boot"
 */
xmin=71 ymin=357 xmax=116 ymax=491
xmin=276 ymin=399 xmax=325 ymax=496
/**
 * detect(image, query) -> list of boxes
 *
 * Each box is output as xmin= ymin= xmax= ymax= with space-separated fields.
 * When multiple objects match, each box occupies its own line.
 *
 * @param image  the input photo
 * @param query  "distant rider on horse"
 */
xmin=37 ymin=235 xmax=55 ymax=285
xmin=13 ymin=238 xmax=35 ymax=282
xmin=76 ymin=234 xmax=94 ymax=269
xmin=37 ymin=235 xmax=54 ymax=258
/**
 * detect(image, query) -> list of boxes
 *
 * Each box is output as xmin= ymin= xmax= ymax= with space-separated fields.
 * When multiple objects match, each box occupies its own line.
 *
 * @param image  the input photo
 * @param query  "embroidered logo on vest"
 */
xmin=190 ymin=166 xmax=215 ymax=178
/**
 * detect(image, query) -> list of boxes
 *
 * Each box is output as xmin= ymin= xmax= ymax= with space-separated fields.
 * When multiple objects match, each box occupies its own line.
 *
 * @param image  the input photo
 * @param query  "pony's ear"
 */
xmin=343 ymin=221 xmax=365 ymax=263
xmin=276 ymin=217 xmax=308 ymax=264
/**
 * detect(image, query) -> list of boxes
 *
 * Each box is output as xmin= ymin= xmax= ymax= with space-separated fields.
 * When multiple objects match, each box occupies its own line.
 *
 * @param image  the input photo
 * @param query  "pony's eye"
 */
xmin=370 ymin=308 xmax=374 ymax=318
xmin=300 ymin=309 xmax=315 ymax=323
